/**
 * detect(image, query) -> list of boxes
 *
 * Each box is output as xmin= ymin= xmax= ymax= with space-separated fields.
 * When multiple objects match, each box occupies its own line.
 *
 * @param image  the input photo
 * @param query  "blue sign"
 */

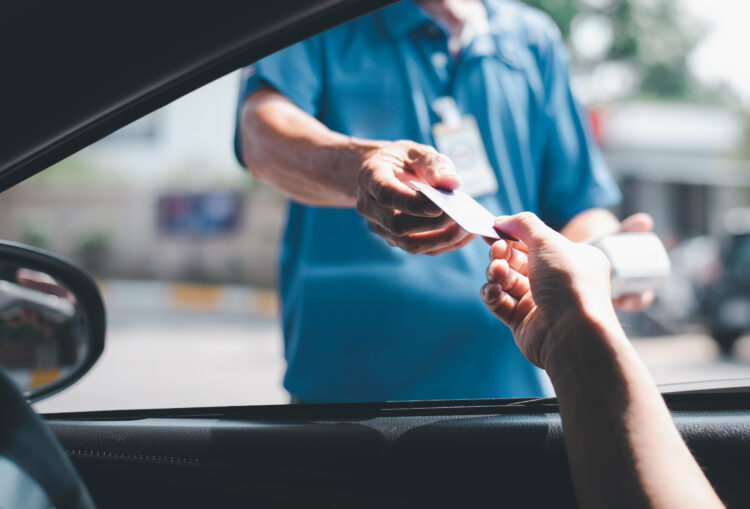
xmin=157 ymin=192 xmax=243 ymax=236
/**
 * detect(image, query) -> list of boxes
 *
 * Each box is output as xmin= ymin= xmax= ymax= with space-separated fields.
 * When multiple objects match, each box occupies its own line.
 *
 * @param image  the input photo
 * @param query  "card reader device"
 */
xmin=412 ymin=180 xmax=671 ymax=298
xmin=587 ymin=232 xmax=671 ymax=299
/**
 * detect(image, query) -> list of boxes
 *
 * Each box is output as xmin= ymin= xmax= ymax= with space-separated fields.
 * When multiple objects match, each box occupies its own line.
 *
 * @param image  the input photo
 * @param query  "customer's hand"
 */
xmin=356 ymin=140 xmax=476 ymax=255
xmin=480 ymin=212 xmax=617 ymax=369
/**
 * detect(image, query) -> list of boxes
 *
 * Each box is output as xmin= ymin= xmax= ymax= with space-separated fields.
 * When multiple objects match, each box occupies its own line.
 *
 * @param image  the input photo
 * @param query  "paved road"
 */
xmin=634 ymin=332 xmax=750 ymax=388
xmin=35 ymin=312 xmax=288 ymax=413
xmin=34 ymin=309 xmax=750 ymax=414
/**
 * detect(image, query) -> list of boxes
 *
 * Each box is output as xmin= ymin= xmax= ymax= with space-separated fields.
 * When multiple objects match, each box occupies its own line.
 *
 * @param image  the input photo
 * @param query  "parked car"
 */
xmin=706 ymin=215 xmax=750 ymax=353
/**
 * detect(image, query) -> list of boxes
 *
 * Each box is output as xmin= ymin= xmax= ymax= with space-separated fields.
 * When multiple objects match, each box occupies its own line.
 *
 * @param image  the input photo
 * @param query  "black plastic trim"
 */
xmin=46 ymin=404 xmax=750 ymax=508
xmin=40 ymin=390 xmax=750 ymax=423
xmin=0 ymin=0 xmax=398 ymax=194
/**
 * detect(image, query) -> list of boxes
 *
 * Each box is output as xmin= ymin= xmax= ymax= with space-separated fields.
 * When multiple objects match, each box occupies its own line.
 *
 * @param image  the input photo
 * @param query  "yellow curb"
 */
xmin=94 ymin=278 xmax=107 ymax=298
xmin=252 ymin=289 xmax=278 ymax=317
xmin=29 ymin=367 xmax=62 ymax=390
xmin=170 ymin=283 xmax=220 ymax=311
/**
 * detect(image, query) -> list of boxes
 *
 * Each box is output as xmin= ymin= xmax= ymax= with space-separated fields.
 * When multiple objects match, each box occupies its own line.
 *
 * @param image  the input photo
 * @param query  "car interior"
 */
xmin=3 ymin=0 xmax=750 ymax=507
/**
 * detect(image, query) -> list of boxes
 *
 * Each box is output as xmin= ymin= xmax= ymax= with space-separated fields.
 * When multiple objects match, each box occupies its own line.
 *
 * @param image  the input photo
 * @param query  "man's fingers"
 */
xmin=615 ymin=291 xmax=655 ymax=313
xmin=367 ymin=223 xmax=396 ymax=247
xmin=380 ymin=209 xmax=455 ymax=235
xmin=407 ymin=146 xmax=461 ymax=190
xmin=423 ymin=232 xmax=476 ymax=256
xmin=619 ymin=212 xmax=654 ymax=233
xmin=369 ymin=221 xmax=472 ymax=255
xmin=361 ymin=166 xmax=442 ymax=217
xmin=358 ymin=196 xmax=454 ymax=234
xmin=402 ymin=223 xmax=471 ymax=254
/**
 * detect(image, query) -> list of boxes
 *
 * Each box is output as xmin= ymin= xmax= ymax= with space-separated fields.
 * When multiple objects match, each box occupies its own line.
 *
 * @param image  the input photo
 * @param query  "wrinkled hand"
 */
xmin=480 ymin=212 xmax=616 ymax=369
xmin=613 ymin=213 xmax=655 ymax=312
xmin=356 ymin=140 xmax=476 ymax=255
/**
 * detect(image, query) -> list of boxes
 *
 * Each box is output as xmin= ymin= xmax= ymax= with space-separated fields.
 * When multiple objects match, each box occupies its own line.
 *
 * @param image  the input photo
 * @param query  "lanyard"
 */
xmin=397 ymin=35 xmax=436 ymax=144
xmin=396 ymin=30 xmax=527 ymax=213
xmin=396 ymin=31 xmax=503 ymax=141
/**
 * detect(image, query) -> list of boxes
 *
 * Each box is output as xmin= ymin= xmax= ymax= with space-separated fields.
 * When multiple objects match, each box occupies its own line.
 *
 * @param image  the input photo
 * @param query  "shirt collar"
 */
xmin=377 ymin=1 xmax=499 ymax=40
xmin=376 ymin=1 xmax=434 ymax=39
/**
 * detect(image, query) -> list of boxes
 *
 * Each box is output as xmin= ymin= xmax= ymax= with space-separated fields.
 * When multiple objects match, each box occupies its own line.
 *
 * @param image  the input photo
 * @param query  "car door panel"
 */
xmin=46 ymin=396 xmax=750 ymax=508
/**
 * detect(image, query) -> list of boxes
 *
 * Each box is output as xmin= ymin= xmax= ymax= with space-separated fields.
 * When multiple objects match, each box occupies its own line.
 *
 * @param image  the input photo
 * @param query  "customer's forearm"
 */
xmin=546 ymin=312 xmax=723 ymax=509
xmin=238 ymin=89 xmax=386 ymax=206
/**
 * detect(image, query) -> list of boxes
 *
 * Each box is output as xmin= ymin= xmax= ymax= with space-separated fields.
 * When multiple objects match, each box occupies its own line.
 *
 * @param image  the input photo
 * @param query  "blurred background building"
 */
xmin=0 ymin=76 xmax=285 ymax=286
xmin=0 ymin=0 xmax=748 ymax=291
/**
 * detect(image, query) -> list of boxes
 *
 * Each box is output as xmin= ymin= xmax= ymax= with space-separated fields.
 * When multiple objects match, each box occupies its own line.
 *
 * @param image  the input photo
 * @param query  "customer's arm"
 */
xmin=481 ymin=212 xmax=723 ymax=509
xmin=237 ymin=88 xmax=475 ymax=255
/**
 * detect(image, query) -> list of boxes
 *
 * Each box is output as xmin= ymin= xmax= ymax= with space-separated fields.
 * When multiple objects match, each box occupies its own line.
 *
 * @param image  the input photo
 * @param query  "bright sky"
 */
xmin=683 ymin=0 xmax=750 ymax=106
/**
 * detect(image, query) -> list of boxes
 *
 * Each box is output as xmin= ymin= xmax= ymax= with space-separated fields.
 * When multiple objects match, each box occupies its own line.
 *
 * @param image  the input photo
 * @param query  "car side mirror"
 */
xmin=0 ymin=240 xmax=105 ymax=401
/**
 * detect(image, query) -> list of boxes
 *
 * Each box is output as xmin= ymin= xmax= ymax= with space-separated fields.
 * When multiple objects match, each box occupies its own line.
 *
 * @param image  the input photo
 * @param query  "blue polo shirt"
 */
xmin=235 ymin=0 xmax=621 ymax=402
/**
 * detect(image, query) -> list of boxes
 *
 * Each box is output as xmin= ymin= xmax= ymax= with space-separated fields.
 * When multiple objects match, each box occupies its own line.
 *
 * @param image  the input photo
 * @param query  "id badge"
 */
xmin=432 ymin=115 xmax=498 ymax=198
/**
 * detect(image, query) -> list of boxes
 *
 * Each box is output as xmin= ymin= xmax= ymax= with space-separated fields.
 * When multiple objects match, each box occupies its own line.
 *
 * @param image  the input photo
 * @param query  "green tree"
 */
xmin=524 ymin=0 xmax=703 ymax=100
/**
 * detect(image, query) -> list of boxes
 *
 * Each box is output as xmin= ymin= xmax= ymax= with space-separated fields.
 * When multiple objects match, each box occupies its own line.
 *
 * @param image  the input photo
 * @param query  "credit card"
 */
xmin=410 ymin=180 xmax=517 ymax=241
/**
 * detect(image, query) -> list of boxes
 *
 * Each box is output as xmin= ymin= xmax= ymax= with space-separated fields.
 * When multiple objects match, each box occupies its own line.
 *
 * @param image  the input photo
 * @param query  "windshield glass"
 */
xmin=4 ymin=0 xmax=749 ymax=413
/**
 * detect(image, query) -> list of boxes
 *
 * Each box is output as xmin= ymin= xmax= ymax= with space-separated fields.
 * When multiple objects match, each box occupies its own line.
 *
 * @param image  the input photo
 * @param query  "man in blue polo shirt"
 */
xmin=234 ymin=0 xmax=652 ymax=402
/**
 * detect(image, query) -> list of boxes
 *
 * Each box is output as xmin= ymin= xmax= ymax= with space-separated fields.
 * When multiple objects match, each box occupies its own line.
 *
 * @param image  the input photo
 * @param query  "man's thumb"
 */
xmin=409 ymin=148 xmax=461 ymax=190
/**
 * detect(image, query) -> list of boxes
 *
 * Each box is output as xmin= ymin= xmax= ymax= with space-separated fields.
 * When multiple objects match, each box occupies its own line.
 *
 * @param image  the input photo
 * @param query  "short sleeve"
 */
xmin=233 ymin=36 xmax=324 ymax=166
xmin=534 ymin=22 xmax=621 ymax=230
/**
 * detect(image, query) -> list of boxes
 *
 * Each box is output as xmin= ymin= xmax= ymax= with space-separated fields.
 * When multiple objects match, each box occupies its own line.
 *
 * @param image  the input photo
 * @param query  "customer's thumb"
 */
xmin=494 ymin=212 xmax=559 ymax=248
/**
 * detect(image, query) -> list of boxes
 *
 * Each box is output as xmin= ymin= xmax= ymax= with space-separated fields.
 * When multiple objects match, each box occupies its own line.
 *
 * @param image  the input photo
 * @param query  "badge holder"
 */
xmin=431 ymin=97 xmax=498 ymax=198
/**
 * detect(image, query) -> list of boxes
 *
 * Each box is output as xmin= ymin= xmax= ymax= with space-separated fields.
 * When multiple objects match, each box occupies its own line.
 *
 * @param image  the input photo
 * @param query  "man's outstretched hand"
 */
xmin=356 ymin=140 xmax=476 ymax=255
xmin=615 ymin=212 xmax=655 ymax=312
xmin=480 ymin=212 xmax=618 ymax=369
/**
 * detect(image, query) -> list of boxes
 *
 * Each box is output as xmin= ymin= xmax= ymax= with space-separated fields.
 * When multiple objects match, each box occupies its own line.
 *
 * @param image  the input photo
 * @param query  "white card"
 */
xmin=410 ymin=180 xmax=516 ymax=240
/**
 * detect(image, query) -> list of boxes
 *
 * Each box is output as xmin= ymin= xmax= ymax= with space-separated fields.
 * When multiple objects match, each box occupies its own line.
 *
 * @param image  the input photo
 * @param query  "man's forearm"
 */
xmin=560 ymin=208 xmax=620 ymax=242
xmin=238 ymin=88 xmax=385 ymax=207
xmin=546 ymin=314 xmax=723 ymax=509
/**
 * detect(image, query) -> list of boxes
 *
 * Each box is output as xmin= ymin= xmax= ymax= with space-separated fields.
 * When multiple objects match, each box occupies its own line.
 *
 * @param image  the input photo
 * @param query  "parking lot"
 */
xmin=33 ymin=297 xmax=750 ymax=415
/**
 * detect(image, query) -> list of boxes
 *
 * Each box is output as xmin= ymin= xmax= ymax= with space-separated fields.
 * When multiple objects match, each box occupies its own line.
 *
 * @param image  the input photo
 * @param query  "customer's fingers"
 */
xmin=480 ymin=283 xmax=517 ymax=325
xmin=486 ymin=258 xmax=530 ymax=301
xmin=493 ymin=212 xmax=563 ymax=248
xmin=490 ymin=240 xmax=529 ymax=275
